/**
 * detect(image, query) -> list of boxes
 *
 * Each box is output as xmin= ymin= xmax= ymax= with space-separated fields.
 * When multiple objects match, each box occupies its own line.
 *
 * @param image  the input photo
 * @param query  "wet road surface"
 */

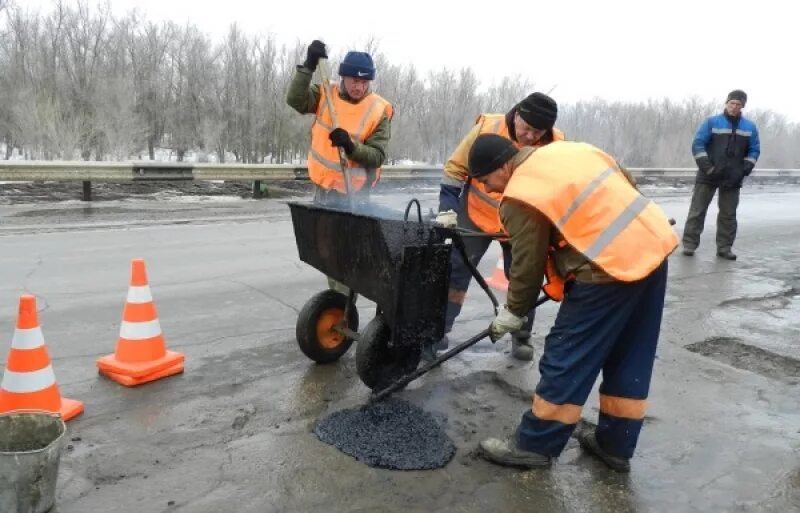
xmin=0 ymin=184 xmax=798 ymax=512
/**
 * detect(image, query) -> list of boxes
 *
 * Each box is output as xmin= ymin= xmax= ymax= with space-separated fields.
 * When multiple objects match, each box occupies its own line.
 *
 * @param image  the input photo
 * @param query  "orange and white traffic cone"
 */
xmin=485 ymin=256 xmax=509 ymax=292
xmin=97 ymin=258 xmax=184 ymax=387
xmin=0 ymin=294 xmax=84 ymax=421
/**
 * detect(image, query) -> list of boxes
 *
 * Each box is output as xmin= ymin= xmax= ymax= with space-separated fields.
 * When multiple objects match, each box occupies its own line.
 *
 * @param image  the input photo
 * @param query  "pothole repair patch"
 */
xmin=686 ymin=337 xmax=800 ymax=381
xmin=314 ymin=398 xmax=456 ymax=470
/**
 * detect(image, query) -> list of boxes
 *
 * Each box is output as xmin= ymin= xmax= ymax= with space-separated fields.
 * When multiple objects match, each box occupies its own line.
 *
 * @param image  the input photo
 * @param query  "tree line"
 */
xmin=1 ymin=1 xmax=798 ymax=168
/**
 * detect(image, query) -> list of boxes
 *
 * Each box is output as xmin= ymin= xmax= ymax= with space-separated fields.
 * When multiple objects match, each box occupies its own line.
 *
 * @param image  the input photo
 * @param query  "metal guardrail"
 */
xmin=1 ymin=161 xmax=799 ymax=201
xmin=0 ymin=161 xmax=442 ymax=181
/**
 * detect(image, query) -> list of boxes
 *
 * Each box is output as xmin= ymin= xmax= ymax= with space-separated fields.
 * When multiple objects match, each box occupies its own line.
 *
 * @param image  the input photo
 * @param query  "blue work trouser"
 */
xmin=516 ymin=261 xmax=668 ymax=459
xmin=442 ymin=205 xmax=535 ymax=336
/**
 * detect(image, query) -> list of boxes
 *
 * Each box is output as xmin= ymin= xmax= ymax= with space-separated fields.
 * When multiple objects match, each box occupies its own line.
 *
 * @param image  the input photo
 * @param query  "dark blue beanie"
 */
xmin=338 ymin=51 xmax=375 ymax=80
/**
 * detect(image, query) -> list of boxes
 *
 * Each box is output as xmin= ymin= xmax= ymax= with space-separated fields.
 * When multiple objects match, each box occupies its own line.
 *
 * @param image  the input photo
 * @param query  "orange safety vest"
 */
xmin=466 ymin=114 xmax=564 ymax=234
xmin=308 ymin=83 xmax=393 ymax=193
xmin=503 ymin=141 xmax=678 ymax=292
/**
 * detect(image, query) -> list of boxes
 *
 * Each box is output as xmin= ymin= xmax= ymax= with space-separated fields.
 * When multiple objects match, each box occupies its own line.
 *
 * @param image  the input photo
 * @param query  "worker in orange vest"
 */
xmin=466 ymin=134 xmax=678 ymax=472
xmin=287 ymin=40 xmax=394 ymax=208
xmin=287 ymin=40 xmax=394 ymax=295
xmin=430 ymin=93 xmax=562 ymax=362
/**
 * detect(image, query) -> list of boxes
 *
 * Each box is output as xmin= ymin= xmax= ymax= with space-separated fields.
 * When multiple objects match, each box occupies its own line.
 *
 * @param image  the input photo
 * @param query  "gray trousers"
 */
xmin=682 ymin=183 xmax=741 ymax=251
xmin=312 ymin=185 xmax=367 ymax=296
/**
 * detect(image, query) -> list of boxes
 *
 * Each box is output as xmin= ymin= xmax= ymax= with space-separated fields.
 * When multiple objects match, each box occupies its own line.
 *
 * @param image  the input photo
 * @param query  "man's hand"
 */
xmin=743 ymin=160 xmax=755 ymax=176
xmin=696 ymin=156 xmax=713 ymax=174
xmin=435 ymin=209 xmax=458 ymax=228
xmin=329 ymin=127 xmax=356 ymax=154
xmin=489 ymin=306 xmax=526 ymax=343
xmin=303 ymin=40 xmax=328 ymax=71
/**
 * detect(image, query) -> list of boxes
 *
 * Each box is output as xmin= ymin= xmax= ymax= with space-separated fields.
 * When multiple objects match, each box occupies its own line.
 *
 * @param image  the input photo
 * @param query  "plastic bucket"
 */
xmin=0 ymin=411 xmax=66 ymax=513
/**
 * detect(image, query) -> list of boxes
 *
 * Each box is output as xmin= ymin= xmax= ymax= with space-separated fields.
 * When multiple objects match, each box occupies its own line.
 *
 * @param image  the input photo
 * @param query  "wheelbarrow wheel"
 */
xmin=296 ymin=290 xmax=359 ymax=364
xmin=356 ymin=313 xmax=421 ymax=390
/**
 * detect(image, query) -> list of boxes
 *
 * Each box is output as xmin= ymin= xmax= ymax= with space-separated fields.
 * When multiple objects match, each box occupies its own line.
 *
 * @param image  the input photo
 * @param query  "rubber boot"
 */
xmin=577 ymin=431 xmax=631 ymax=473
xmin=478 ymin=436 xmax=551 ymax=469
xmin=511 ymin=332 xmax=534 ymax=361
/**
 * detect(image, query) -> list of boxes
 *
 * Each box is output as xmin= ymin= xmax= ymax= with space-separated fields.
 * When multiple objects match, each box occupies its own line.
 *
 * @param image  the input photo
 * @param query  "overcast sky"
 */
xmin=20 ymin=0 xmax=800 ymax=121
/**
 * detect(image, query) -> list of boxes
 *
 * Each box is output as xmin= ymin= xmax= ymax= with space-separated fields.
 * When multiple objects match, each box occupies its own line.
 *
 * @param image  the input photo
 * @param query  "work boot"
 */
xmin=420 ymin=343 xmax=437 ymax=363
xmin=717 ymin=249 xmax=737 ymax=260
xmin=420 ymin=336 xmax=449 ymax=363
xmin=511 ymin=335 xmax=534 ymax=361
xmin=682 ymin=247 xmax=695 ymax=256
xmin=434 ymin=335 xmax=449 ymax=352
xmin=478 ymin=436 xmax=551 ymax=469
xmin=577 ymin=431 xmax=631 ymax=473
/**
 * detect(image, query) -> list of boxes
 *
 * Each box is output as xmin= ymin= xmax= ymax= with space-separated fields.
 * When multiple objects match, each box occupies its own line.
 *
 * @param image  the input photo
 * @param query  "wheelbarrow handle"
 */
xmin=368 ymin=294 xmax=550 ymax=404
xmin=450 ymin=230 xmax=500 ymax=311
xmin=452 ymin=227 xmax=506 ymax=239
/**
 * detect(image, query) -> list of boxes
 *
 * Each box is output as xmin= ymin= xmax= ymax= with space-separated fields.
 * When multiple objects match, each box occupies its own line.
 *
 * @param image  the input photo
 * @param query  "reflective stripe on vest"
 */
xmin=502 ymin=141 xmax=678 ymax=282
xmin=308 ymin=83 xmax=391 ymax=193
xmin=309 ymin=148 xmax=369 ymax=179
xmin=316 ymin=94 xmax=384 ymax=141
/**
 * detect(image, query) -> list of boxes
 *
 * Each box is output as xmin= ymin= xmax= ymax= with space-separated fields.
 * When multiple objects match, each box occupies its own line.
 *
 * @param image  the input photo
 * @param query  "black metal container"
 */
xmin=289 ymin=201 xmax=451 ymax=350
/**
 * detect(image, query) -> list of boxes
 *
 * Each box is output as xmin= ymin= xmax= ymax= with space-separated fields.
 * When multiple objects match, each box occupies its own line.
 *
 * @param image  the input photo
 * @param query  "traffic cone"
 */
xmin=97 ymin=258 xmax=184 ymax=387
xmin=485 ymin=256 xmax=509 ymax=291
xmin=0 ymin=295 xmax=84 ymax=421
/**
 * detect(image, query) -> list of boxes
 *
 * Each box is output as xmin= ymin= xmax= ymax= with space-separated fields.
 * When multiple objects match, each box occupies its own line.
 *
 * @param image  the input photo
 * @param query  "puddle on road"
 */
xmin=11 ymin=207 xmax=143 ymax=217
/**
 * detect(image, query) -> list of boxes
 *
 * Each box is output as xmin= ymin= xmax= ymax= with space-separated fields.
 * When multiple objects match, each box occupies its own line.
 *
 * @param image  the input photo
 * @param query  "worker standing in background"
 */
xmin=430 ymin=93 xmax=563 ymax=362
xmin=465 ymin=134 xmax=677 ymax=472
xmin=682 ymin=89 xmax=760 ymax=261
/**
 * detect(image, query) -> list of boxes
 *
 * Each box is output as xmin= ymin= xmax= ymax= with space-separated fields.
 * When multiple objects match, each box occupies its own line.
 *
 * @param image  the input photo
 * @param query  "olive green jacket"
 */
xmin=286 ymin=66 xmax=392 ymax=168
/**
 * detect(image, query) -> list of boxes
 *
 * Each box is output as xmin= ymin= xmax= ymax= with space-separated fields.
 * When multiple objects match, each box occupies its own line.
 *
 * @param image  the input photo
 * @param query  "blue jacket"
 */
xmin=692 ymin=113 xmax=760 ymax=188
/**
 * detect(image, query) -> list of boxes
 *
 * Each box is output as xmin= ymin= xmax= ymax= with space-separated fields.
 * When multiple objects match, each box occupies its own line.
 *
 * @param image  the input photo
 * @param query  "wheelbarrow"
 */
xmin=289 ymin=199 xmax=507 ymax=392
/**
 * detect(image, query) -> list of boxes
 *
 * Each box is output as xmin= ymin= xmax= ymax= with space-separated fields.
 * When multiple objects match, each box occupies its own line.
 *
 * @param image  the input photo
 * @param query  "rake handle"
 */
xmin=317 ymin=58 xmax=355 ymax=210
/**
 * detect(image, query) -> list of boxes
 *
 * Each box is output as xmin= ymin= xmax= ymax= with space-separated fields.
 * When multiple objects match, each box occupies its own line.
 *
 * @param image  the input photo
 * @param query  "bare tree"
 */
xmin=95 ymin=77 xmax=146 ymax=159
xmin=128 ymin=19 xmax=175 ymax=159
xmin=57 ymin=1 xmax=112 ymax=160
xmin=0 ymin=3 xmax=798 ymax=168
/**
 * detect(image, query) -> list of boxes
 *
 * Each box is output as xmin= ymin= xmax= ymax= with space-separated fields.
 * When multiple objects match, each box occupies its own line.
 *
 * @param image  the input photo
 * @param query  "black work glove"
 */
xmin=743 ymin=160 xmax=755 ymax=176
xmin=329 ymin=127 xmax=356 ymax=154
xmin=303 ymin=40 xmax=327 ymax=71
xmin=696 ymin=156 xmax=713 ymax=174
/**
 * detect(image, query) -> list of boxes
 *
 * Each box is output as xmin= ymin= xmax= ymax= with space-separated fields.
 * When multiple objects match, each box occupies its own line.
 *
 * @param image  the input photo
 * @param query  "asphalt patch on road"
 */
xmin=314 ymin=398 xmax=456 ymax=470
xmin=686 ymin=336 xmax=800 ymax=382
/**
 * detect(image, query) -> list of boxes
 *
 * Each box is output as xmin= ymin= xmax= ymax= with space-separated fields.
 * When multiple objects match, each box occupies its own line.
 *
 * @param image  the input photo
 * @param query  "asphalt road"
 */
xmin=0 ymin=184 xmax=798 ymax=513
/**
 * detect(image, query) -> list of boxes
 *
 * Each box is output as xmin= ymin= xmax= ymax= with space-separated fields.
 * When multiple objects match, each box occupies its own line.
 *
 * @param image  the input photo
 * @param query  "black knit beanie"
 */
xmin=468 ymin=134 xmax=519 ymax=177
xmin=726 ymin=89 xmax=747 ymax=106
xmin=516 ymin=92 xmax=558 ymax=129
